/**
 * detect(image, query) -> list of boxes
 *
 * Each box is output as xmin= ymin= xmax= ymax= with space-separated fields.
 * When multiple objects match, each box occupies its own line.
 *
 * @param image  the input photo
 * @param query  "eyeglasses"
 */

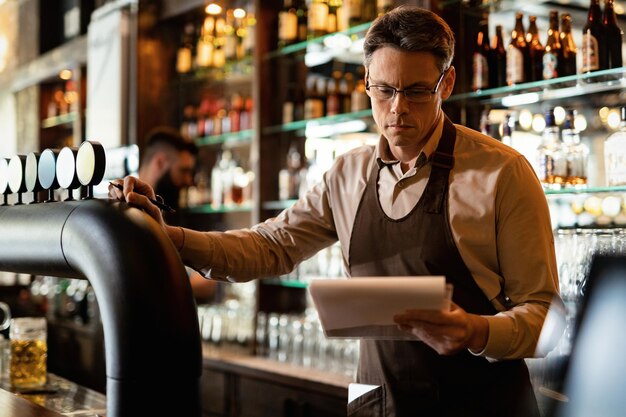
xmin=365 ymin=69 xmax=448 ymax=103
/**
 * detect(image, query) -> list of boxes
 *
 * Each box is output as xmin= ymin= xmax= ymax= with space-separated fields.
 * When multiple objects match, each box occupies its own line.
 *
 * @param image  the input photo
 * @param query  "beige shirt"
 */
xmin=179 ymin=117 xmax=561 ymax=361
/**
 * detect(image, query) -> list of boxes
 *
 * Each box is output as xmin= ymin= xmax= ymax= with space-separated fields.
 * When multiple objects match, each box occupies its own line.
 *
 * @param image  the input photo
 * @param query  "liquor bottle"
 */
xmin=351 ymin=78 xmax=369 ymax=112
xmin=507 ymin=12 xmax=528 ymax=85
xmin=604 ymin=106 xmax=626 ymax=185
xmin=526 ymin=16 xmax=544 ymax=82
xmin=561 ymin=110 xmax=588 ymax=187
xmin=582 ymin=0 xmax=605 ymax=75
xmin=537 ymin=109 xmax=566 ymax=189
xmin=279 ymin=0 xmax=299 ymax=48
xmin=377 ymin=0 xmax=394 ymax=16
xmin=361 ymin=0 xmax=376 ymax=23
xmin=340 ymin=72 xmax=354 ymax=113
xmin=212 ymin=17 xmax=226 ymax=69
xmin=223 ymin=10 xmax=238 ymax=62
xmin=283 ymin=83 xmax=296 ymax=124
xmin=196 ymin=16 xmax=215 ymax=68
xmin=559 ymin=13 xmax=578 ymax=77
xmin=327 ymin=0 xmax=342 ymax=33
xmin=308 ymin=0 xmax=329 ymax=39
xmin=279 ymin=142 xmax=303 ymax=200
xmin=304 ymin=76 xmax=325 ymax=119
xmin=472 ymin=16 xmax=490 ymax=91
xmin=344 ymin=0 xmax=363 ymax=28
xmin=243 ymin=4 xmax=256 ymax=58
xmin=176 ymin=21 xmax=195 ymax=73
xmin=296 ymin=0 xmax=308 ymax=42
xmin=603 ymin=0 xmax=623 ymax=70
xmin=490 ymin=25 xmax=507 ymax=88
xmin=326 ymin=72 xmax=341 ymax=116
xmin=543 ymin=11 xmax=562 ymax=80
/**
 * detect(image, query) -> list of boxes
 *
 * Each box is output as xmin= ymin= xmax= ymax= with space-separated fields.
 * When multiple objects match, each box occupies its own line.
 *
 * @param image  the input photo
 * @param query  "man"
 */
xmin=112 ymin=7 xmax=560 ymax=416
xmin=139 ymin=127 xmax=197 ymax=212
xmin=138 ymin=127 xmax=215 ymax=302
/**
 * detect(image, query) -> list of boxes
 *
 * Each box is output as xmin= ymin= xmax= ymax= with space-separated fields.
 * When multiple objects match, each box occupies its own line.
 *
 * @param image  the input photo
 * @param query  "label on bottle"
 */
xmin=472 ymin=53 xmax=489 ymax=90
xmin=581 ymin=32 xmax=599 ymax=72
xmin=543 ymin=52 xmax=558 ymax=80
xmin=605 ymin=134 xmax=626 ymax=185
xmin=506 ymin=45 xmax=524 ymax=85
xmin=279 ymin=11 xmax=298 ymax=41
xmin=308 ymin=3 xmax=329 ymax=32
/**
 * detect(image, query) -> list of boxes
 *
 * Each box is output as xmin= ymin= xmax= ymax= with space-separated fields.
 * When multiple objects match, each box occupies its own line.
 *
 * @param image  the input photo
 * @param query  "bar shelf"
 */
xmin=447 ymin=67 xmax=626 ymax=107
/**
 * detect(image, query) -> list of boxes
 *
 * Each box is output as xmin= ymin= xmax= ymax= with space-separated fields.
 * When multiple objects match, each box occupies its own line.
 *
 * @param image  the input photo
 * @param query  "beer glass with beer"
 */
xmin=9 ymin=317 xmax=47 ymax=389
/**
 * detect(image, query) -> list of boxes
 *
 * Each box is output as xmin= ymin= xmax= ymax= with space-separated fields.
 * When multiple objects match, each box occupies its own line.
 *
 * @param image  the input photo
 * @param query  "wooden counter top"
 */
xmin=0 ymin=374 xmax=106 ymax=417
xmin=202 ymin=344 xmax=353 ymax=397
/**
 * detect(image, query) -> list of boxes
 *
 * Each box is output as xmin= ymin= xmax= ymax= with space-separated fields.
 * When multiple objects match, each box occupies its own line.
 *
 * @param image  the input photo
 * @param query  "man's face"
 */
xmin=169 ymin=151 xmax=195 ymax=188
xmin=366 ymin=47 xmax=455 ymax=154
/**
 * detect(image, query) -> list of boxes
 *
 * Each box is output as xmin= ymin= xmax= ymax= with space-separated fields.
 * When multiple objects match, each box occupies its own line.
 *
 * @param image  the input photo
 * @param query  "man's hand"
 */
xmin=393 ymin=302 xmax=489 ymax=355
xmin=108 ymin=176 xmax=165 ymax=227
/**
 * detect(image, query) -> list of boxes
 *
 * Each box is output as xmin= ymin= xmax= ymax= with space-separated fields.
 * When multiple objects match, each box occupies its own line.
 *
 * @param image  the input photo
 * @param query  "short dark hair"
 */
xmin=363 ymin=6 xmax=455 ymax=73
xmin=141 ymin=127 xmax=198 ymax=167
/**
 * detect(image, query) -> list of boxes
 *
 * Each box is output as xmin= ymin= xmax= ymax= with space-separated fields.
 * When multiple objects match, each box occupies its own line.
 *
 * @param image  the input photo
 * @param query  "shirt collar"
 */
xmin=375 ymin=116 xmax=445 ymax=169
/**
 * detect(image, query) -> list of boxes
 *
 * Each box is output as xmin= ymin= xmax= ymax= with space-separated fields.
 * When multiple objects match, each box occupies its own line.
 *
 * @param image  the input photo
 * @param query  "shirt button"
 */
xmin=397 ymin=181 xmax=404 ymax=188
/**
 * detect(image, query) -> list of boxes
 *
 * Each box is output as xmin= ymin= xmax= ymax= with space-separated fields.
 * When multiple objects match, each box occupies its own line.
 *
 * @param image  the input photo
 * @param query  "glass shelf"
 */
xmin=183 ymin=202 xmax=253 ymax=214
xmin=263 ymin=109 xmax=373 ymax=136
xmin=263 ymin=278 xmax=308 ymax=289
xmin=544 ymin=185 xmax=626 ymax=196
xmin=41 ymin=112 xmax=79 ymax=129
xmin=262 ymin=200 xmax=297 ymax=211
xmin=266 ymin=21 xmax=373 ymax=59
xmin=195 ymin=129 xmax=254 ymax=147
xmin=177 ymin=58 xmax=253 ymax=85
xmin=447 ymin=67 xmax=626 ymax=107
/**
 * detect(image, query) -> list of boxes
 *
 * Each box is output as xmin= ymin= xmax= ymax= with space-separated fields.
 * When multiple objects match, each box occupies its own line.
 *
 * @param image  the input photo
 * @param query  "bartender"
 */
xmin=111 ymin=6 xmax=560 ymax=416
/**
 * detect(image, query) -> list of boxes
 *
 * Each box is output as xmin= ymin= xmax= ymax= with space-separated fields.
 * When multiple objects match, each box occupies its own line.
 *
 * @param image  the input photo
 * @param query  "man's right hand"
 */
xmin=108 ymin=176 xmax=166 ymax=228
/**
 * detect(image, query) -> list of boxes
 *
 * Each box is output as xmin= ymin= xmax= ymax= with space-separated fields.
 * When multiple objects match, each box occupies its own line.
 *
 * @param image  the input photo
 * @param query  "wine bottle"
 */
xmin=472 ymin=16 xmax=490 ymax=91
xmin=278 ymin=0 xmax=299 ymax=48
xmin=490 ymin=25 xmax=507 ymax=88
xmin=581 ymin=0 xmax=605 ymax=76
xmin=507 ymin=12 xmax=528 ymax=85
xmin=308 ymin=0 xmax=329 ymax=39
xmin=543 ymin=10 xmax=562 ymax=80
xmin=559 ymin=13 xmax=578 ymax=78
xmin=603 ymin=0 xmax=623 ymax=70
xmin=526 ymin=16 xmax=544 ymax=82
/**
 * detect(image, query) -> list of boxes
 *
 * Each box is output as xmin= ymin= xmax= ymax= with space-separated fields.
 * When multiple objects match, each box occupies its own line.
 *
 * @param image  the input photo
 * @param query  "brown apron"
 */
xmin=346 ymin=118 xmax=539 ymax=417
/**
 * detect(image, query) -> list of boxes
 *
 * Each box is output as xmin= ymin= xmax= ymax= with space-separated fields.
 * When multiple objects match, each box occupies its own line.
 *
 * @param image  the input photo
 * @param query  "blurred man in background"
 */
xmin=139 ymin=127 xmax=215 ymax=302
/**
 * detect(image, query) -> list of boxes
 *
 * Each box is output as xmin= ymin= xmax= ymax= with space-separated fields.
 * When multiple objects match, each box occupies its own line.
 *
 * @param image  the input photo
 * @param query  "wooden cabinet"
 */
xmin=200 ymin=347 xmax=349 ymax=417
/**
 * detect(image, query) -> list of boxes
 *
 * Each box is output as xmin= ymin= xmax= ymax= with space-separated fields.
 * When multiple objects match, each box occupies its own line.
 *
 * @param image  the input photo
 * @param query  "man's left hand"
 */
xmin=393 ymin=302 xmax=489 ymax=355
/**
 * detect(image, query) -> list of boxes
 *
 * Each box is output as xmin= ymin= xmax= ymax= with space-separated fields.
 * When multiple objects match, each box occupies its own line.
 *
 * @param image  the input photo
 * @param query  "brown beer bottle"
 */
xmin=490 ymin=25 xmax=507 ymax=88
xmin=507 ymin=12 xmax=529 ymax=85
xmin=526 ymin=16 xmax=545 ymax=82
xmin=560 ymin=13 xmax=578 ymax=77
xmin=582 ymin=0 xmax=606 ymax=76
xmin=603 ymin=0 xmax=623 ymax=70
xmin=472 ymin=15 xmax=491 ymax=91
xmin=543 ymin=11 xmax=562 ymax=80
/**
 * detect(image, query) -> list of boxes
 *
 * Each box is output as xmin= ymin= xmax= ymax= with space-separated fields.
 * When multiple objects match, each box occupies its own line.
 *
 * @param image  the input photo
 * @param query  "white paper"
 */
xmin=348 ymin=383 xmax=380 ymax=403
xmin=309 ymin=276 xmax=450 ymax=339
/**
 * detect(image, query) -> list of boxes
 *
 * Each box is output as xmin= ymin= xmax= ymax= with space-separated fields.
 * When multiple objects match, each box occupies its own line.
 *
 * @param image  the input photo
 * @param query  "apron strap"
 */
xmin=423 ymin=117 xmax=457 ymax=214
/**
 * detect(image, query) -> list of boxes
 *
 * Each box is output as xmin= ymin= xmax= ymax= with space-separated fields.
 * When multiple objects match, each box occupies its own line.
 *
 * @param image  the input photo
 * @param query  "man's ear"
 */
xmin=441 ymin=66 xmax=456 ymax=100
xmin=154 ymin=152 xmax=171 ymax=175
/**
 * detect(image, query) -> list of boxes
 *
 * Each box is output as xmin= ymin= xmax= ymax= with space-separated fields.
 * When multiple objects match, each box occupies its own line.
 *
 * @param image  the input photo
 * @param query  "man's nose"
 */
xmin=390 ymin=92 xmax=410 ymax=115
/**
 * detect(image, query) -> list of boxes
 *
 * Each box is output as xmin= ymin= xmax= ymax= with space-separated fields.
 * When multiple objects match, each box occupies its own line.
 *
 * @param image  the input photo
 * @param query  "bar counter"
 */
xmin=0 ymin=343 xmax=351 ymax=417
xmin=0 ymin=374 xmax=106 ymax=417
